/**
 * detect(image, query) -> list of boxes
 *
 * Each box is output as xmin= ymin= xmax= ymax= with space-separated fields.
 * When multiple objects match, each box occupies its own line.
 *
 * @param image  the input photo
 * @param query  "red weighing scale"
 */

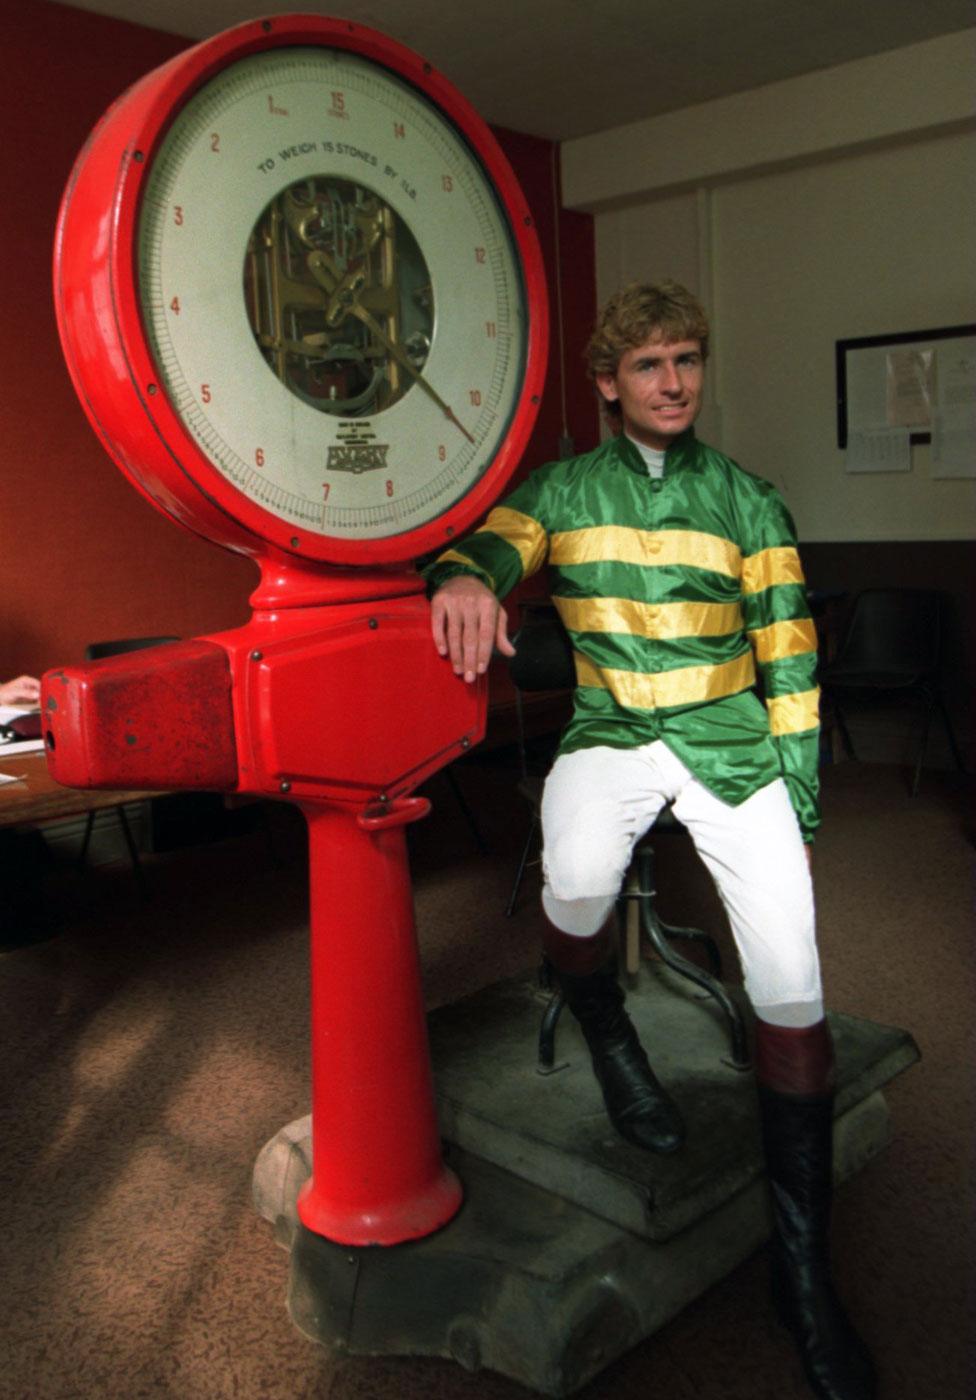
xmin=44 ymin=12 xmax=547 ymax=1248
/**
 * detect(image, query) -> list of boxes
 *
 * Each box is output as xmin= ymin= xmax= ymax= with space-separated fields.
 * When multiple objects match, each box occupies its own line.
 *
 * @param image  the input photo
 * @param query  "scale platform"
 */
xmin=254 ymin=969 xmax=919 ymax=1396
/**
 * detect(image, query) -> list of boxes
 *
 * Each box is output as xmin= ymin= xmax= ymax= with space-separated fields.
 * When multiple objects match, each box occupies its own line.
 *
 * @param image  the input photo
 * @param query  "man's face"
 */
xmin=596 ymin=336 xmax=704 ymax=450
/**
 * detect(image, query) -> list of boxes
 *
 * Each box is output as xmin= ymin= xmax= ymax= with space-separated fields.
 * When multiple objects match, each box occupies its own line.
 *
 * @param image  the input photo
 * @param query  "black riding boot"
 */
xmin=756 ymin=1019 xmax=876 ymax=1400
xmin=547 ymin=927 xmax=684 ymax=1154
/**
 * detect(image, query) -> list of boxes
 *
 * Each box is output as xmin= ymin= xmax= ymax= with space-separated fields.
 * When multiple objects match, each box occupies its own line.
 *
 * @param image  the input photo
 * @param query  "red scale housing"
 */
xmin=43 ymin=13 xmax=548 ymax=1246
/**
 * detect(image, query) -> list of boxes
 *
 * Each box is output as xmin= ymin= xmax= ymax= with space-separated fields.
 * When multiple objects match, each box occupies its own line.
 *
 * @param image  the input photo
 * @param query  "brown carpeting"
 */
xmin=0 ymin=758 xmax=972 ymax=1400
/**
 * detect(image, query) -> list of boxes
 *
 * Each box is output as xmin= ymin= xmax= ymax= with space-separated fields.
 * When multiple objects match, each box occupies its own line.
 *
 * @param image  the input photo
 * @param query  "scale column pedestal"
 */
xmin=296 ymin=797 xmax=461 ymax=1246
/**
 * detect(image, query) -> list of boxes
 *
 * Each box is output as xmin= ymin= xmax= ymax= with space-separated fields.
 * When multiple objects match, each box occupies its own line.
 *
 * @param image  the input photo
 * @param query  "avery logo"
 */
xmin=326 ymin=422 xmax=389 ymax=474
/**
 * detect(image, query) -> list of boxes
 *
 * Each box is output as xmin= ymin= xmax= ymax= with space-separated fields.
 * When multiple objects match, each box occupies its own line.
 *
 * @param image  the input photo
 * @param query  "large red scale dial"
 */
xmin=45 ymin=13 xmax=548 ymax=1245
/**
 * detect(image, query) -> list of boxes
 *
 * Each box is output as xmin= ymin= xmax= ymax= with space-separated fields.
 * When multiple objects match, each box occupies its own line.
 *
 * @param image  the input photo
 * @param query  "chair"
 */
xmin=441 ymin=765 xmax=489 ymax=851
xmin=506 ymin=604 xmax=750 ymax=1071
xmin=79 ymin=636 xmax=180 ymax=890
xmin=84 ymin=636 xmax=180 ymax=663
xmin=819 ymin=589 xmax=965 ymax=796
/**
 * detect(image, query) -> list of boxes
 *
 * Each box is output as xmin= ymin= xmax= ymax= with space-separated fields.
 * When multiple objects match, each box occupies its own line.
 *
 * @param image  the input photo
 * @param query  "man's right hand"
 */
xmin=430 ymin=575 xmax=515 ymax=683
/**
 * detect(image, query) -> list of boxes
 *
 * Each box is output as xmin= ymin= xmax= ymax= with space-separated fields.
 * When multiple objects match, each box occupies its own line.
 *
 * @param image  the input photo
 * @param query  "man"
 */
xmin=424 ymin=282 xmax=874 ymax=1400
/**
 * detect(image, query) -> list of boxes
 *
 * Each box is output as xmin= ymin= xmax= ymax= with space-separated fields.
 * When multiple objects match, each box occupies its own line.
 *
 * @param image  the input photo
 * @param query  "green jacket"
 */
xmin=424 ymin=431 xmax=821 ymax=839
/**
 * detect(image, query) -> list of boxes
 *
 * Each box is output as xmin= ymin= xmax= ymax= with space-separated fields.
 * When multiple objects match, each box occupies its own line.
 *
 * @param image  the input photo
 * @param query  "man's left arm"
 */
xmin=741 ymin=493 xmax=821 ymax=843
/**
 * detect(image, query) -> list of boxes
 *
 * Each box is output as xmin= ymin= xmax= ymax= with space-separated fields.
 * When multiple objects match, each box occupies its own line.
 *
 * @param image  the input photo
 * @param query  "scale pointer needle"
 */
xmin=306 ymin=252 xmax=476 ymax=445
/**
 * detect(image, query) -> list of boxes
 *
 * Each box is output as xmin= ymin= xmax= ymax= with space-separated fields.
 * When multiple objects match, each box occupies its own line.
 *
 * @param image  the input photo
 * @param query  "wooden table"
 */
xmin=0 ymin=751 xmax=166 ymax=910
xmin=0 ymin=751 xmax=160 ymax=830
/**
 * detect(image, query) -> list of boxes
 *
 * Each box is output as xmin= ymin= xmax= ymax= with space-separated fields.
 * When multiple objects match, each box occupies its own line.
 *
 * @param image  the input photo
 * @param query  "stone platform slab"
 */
xmin=428 ymin=968 xmax=919 ymax=1240
xmin=253 ymin=970 xmax=919 ymax=1395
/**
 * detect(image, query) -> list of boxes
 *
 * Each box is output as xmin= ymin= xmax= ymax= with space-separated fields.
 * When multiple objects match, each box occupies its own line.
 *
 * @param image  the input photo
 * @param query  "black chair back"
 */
xmin=506 ymin=604 xmax=575 ymax=784
xmin=85 ymin=636 xmax=179 ymax=662
xmin=833 ymin=590 xmax=941 ymax=679
xmin=509 ymin=604 xmax=575 ymax=693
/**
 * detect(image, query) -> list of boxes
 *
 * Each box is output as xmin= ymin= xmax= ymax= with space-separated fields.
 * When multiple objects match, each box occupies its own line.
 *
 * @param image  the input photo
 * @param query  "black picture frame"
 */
xmin=835 ymin=323 xmax=976 ymax=449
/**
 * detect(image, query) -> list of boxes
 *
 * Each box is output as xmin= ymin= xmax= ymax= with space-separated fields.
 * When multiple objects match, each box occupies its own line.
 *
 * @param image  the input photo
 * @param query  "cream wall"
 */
xmin=563 ymin=31 xmax=976 ymax=542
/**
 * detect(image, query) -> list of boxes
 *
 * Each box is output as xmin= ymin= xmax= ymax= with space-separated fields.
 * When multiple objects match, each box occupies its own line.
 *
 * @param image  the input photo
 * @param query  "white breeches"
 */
xmin=540 ymin=741 xmax=823 ymax=1026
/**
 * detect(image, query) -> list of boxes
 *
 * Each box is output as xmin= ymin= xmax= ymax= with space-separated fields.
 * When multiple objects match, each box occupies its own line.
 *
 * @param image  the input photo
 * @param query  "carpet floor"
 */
xmin=0 ymin=758 xmax=972 ymax=1400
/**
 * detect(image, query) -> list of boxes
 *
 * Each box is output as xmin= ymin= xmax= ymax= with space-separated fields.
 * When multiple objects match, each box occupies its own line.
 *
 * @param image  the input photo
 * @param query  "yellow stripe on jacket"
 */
xmin=767 ymin=688 xmax=821 ymax=735
xmin=748 ymin=617 xmax=818 ymax=663
xmin=741 ymin=546 xmax=805 ymax=594
xmin=555 ymin=595 xmax=743 ymax=640
xmin=477 ymin=506 xmax=548 ymax=576
xmin=574 ymin=650 xmax=756 ymax=710
xmin=550 ymin=526 xmax=741 ymax=578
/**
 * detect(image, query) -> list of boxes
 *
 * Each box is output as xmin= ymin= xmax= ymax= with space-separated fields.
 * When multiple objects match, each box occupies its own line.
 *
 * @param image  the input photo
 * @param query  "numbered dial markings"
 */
xmin=138 ymin=47 xmax=527 ymax=541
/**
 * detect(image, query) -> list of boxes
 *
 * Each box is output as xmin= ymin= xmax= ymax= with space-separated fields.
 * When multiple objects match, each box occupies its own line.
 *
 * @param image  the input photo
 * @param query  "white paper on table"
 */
xmin=0 ymin=705 xmax=36 ymax=725
xmin=844 ymin=425 xmax=912 ymax=473
xmin=0 ymin=737 xmax=45 ymax=756
xmin=0 ymin=706 xmax=44 ymax=756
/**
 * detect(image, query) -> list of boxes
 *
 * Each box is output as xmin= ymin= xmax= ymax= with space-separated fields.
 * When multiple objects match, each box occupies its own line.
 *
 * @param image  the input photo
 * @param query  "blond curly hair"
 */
xmin=586 ymin=281 xmax=709 ymax=419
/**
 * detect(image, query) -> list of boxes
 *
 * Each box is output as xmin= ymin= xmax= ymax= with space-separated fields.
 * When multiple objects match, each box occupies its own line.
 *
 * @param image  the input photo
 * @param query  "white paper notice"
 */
xmin=886 ymin=348 xmax=934 ymax=428
xmin=844 ymin=426 xmax=912 ymax=473
xmin=931 ymin=406 xmax=976 ymax=478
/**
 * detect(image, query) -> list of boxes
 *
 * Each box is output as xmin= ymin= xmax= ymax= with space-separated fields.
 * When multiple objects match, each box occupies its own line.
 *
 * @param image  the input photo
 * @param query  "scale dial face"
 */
xmin=55 ymin=18 xmax=547 ymax=567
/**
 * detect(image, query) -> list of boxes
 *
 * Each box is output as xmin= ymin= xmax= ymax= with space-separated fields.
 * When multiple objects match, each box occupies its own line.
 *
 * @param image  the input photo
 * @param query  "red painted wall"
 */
xmin=0 ymin=0 xmax=596 ymax=681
